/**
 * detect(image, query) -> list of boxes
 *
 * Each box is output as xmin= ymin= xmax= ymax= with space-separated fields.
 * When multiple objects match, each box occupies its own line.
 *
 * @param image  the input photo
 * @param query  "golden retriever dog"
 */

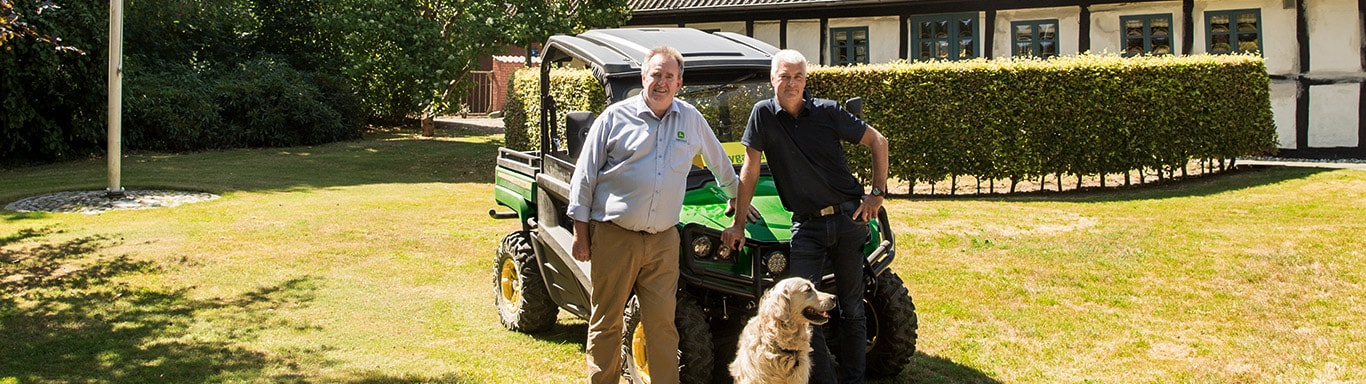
xmin=729 ymin=277 xmax=837 ymax=384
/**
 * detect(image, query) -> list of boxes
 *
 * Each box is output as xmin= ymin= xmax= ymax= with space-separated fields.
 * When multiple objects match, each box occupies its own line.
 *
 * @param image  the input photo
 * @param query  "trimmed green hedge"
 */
xmin=506 ymin=54 xmax=1278 ymax=188
xmin=809 ymin=54 xmax=1278 ymax=188
xmin=503 ymin=67 xmax=605 ymax=151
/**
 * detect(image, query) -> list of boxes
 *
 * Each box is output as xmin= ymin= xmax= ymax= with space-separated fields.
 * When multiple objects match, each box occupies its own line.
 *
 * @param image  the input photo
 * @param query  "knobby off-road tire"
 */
xmin=623 ymin=292 xmax=714 ymax=384
xmin=862 ymin=270 xmax=919 ymax=377
xmin=493 ymin=231 xmax=557 ymax=333
xmin=824 ymin=269 xmax=919 ymax=378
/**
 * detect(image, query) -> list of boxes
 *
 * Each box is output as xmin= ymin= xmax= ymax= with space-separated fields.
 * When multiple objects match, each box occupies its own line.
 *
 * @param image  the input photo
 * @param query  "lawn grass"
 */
xmin=2 ymin=127 xmax=1364 ymax=383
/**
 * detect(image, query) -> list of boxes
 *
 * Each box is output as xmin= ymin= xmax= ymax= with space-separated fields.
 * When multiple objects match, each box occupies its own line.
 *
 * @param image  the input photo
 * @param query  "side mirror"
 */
xmin=565 ymin=111 xmax=594 ymax=158
xmin=844 ymin=97 xmax=864 ymax=118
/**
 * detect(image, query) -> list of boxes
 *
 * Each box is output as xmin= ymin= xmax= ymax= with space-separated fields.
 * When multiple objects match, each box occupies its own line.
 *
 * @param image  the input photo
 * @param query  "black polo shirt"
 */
xmin=742 ymin=97 xmax=867 ymax=216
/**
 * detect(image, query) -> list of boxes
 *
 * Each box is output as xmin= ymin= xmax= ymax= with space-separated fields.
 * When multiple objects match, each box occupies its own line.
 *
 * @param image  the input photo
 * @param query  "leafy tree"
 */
xmin=320 ymin=0 xmax=629 ymax=124
xmin=1 ymin=0 xmax=80 ymax=52
xmin=1 ymin=0 xmax=105 ymax=162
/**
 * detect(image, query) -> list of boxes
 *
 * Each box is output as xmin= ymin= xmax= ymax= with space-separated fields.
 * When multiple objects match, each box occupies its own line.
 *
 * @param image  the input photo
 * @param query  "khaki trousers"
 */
xmin=585 ymin=221 xmax=680 ymax=384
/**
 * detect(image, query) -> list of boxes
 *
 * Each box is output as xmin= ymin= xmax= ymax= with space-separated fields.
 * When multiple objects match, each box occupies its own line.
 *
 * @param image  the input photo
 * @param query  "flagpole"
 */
xmin=107 ymin=0 xmax=124 ymax=198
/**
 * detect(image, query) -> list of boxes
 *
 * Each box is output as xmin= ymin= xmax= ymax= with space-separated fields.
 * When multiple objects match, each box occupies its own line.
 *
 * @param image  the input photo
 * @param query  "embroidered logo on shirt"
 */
xmin=675 ymin=131 xmax=687 ymax=142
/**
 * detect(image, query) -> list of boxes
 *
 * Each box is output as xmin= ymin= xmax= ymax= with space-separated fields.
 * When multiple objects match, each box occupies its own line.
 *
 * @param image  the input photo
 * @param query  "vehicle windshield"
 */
xmin=627 ymin=80 xmax=772 ymax=143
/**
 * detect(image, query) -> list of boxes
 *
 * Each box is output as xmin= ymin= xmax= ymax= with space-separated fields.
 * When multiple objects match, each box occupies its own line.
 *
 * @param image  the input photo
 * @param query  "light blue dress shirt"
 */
xmin=567 ymin=95 xmax=739 ymax=234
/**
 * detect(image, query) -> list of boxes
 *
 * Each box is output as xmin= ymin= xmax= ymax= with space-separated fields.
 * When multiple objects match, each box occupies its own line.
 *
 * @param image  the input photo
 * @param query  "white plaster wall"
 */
xmin=1270 ymin=81 xmax=1299 ymax=149
xmin=829 ymin=16 xmax=901 ymax=64
xmin=1305 ymin=0 xmax=1363 ymax=74
xmin=995 ymin=7 xmax=1083 ymax=58
xmin=1090 ymin=2 xmax=1183 ymax=56
xmin=1192 ymin=0 xmax=1298 ymax=75
xmin=1308 ymin=83 xmax=1361 ymax=147
xmin=685 ymin=21 xmax=748 ymax=34
xmin=787 ymin=20 xmax=823 ymax=65
xmin=754 ymin=21 xmax=781 ymax=47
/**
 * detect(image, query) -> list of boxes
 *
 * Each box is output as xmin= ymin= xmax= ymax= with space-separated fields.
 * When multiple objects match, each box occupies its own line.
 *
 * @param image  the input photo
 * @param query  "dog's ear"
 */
xmin=758 ymin=282 xmax=792 ymax=323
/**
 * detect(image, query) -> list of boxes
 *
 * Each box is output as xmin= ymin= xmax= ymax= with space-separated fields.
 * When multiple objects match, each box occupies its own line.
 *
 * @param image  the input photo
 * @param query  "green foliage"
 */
xmin=808 ymin=54 xmax=1279 ymax=187
xmin=123 ymin=0 xmax=255 ymax=73
xmin=214 ymin=59 xmax=359 ymax=148
xmin=503 ymin=67 xmax=605 ymax=151
xmin=123 ymin=66 xmax=223 ymax=151
xmin=3 ymin=0 xmax=626 ymax=163
xmin=319 ymin=0 xmax=629 ymax=123
xmin=0 ymin=0 xmax=106 ymax=162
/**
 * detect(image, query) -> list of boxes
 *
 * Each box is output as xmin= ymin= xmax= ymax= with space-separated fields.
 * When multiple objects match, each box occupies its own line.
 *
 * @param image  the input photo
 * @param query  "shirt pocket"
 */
xmin=666 ymin=135 xmax=698 ymax=176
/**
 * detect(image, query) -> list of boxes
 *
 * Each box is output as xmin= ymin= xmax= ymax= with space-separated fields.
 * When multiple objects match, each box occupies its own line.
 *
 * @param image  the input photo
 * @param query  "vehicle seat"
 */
xmin=566 ymin=111 xmax=594 ymax=159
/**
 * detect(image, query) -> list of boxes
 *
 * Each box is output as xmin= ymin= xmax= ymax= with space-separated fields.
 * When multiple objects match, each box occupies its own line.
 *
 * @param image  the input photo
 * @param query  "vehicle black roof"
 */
xmin=542 ymin=28 xmax=778 ymax=82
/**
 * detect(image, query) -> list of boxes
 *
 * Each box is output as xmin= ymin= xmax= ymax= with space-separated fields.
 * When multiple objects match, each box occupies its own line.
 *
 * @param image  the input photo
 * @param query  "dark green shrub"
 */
xmin=214 ymin=59 xmax=355 ymax=148
xmin=0 ymin=0 xmax=107 ymax=162
xmin=123 ymin=66 xmax=223 ymax=151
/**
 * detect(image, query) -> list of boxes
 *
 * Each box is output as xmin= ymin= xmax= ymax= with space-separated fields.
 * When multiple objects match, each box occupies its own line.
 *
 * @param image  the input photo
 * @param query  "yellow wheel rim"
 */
xmin=632 ymin=323 xmax=652 ymax=383
xmin=499 ymin=258 xmax=521 ymax=310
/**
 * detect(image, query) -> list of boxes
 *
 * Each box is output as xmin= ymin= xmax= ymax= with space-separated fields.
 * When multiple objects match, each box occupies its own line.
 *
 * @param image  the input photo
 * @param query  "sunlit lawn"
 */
xmin=2 ymin=125 xmax=1363 ymax=383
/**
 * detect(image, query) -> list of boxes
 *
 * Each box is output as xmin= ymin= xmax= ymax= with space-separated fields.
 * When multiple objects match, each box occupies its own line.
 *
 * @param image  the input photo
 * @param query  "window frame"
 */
xmin=1010 ymin=19 xmax=1060 ymax=58
xmin=1205 ymin=9 xmax=1263 ymax=55
xmin=910 ymin=13 xmax=980 ymax=61
xmin=830 ymin=26 xmax=871 ymax=66
xmin=1119 ymin=13 xmax=1175 ymax=57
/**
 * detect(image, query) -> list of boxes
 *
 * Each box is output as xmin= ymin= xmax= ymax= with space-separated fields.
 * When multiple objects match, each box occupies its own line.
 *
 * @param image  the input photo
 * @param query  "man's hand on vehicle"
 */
xmin=720 ymin=224 xmax=746 ymax=251
xmin=724 ymin=198 xmax=762 ymax=223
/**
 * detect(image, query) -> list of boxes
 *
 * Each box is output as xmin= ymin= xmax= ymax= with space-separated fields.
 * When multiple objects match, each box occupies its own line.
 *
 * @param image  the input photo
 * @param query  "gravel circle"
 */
xmin=4 ymin=190 xmax=221 ymax=214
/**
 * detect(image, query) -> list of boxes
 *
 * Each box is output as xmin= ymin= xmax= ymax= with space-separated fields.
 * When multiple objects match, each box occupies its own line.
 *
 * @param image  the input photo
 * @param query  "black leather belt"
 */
xmin=792 ymin=200 xmax=862 ymax=222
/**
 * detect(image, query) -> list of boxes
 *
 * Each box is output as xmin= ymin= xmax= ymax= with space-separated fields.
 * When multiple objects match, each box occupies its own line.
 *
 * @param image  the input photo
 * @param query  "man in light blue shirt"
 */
xmin=567 ymin=46 xmax=743 ymax=384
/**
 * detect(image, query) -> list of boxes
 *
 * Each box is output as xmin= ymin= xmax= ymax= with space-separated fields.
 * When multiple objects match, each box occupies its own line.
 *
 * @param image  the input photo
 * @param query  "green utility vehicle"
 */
xmin=490 ymin=28 xmax=917 ymax=383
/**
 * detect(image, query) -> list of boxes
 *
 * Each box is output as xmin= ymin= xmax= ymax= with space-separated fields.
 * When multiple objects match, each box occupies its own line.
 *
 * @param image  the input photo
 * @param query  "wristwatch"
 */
xmin=869 ymin=186 xmax=885 ymax=197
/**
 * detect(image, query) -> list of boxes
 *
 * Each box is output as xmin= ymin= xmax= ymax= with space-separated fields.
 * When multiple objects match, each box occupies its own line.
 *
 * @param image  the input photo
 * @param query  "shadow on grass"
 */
xmin=531 ymin=319 xmax=590 ymax=349
xmin=877 ymin=352 xmax=1001 ymax=384
xmin=0 ymin=226 xmax=487 ymax=383
xmin=906 ymin=165 xmax=1332 ymax=203
xmin=0 ymin=226 xmax=326 ymax=383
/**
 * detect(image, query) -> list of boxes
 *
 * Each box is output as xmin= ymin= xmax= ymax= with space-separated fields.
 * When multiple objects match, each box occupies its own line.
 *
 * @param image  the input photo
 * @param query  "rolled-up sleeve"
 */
xmin=697 ymin=123 xmax=739 ymax=199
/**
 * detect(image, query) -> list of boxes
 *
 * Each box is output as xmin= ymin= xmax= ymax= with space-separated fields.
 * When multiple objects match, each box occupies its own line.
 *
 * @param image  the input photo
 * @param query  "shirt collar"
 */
xmin=633 ymin=94 xmax=679 ymax=120
xmin=771 ymin=96 xmax=814 ymax=118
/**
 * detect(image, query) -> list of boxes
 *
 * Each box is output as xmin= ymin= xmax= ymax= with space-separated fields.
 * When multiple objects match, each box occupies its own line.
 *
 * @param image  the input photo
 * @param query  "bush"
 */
xmin=124 ymin=66 xmax=224 ymax=152
xmin=503 ymin=67 xmax=605 ymax=151
xmin=0 ymin=0 xmax=107 ymax=162
xmin=808 ymin=54 xmax=1278 ymax=187
xmin=214 ymin=59 xmax=358 ymax=148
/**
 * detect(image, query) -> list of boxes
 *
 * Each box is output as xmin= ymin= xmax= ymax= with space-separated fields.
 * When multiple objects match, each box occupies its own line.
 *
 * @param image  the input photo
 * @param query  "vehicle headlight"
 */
xmin=717 ymin=244 xmax=732 ymax=260
xmin=764 ymin=251 xmax=787 ymax=275
xmin=691 ymin=236 xmax=713 ymax=259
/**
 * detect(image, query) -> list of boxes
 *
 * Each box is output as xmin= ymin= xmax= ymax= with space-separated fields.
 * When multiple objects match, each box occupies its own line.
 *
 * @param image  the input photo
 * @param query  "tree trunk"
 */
xmin=421 ymin=115 xmax=436 ymax=137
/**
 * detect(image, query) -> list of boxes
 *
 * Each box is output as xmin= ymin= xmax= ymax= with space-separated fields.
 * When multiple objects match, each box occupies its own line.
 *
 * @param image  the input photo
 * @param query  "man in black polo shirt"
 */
xmin=721 ymin=49 xmax=889 ymax=384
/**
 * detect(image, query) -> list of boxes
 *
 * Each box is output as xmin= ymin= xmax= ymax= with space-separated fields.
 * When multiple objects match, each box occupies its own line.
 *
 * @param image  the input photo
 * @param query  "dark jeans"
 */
xmin=790 ymin=213 xmax=868 ymax=384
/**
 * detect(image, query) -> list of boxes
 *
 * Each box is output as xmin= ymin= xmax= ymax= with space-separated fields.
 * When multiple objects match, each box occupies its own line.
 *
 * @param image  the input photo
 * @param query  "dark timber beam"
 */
xmin=1182 ymin=0 xmax=1194 ymax=55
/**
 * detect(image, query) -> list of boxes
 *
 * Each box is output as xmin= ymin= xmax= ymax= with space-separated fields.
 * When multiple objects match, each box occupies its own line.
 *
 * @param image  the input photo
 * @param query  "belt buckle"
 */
xmin=818 ymin=205 xmax=836 ymax=216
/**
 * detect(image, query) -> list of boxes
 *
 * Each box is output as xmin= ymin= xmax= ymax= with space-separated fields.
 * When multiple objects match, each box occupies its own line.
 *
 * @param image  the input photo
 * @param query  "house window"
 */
xmin=911 ymin=13 xmax=979 ymax=60
xmin=1121 ymin=14 xmax=1173 ymax=56
xmin=1206 ymin=9 xmax=1262 ymax=54
xmin=1011 ymin=20 xmax=1059 ymax=58
xmin=831 ymin=27 xmax=870 ymax=65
